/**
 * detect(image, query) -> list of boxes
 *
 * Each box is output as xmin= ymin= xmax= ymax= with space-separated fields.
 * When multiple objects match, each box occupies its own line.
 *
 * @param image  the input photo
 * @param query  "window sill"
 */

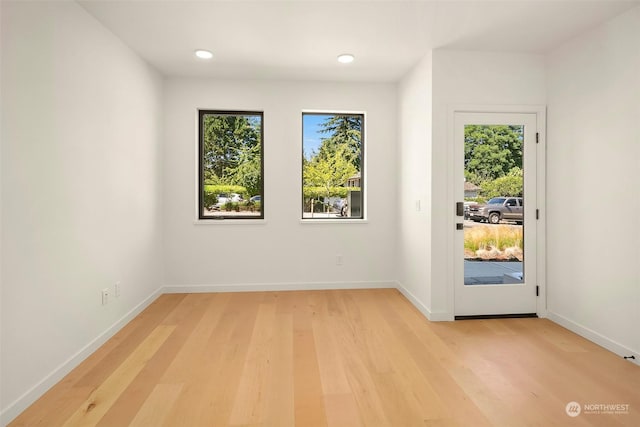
xmin=299 ymin=219 xmax=368 ymax=224
xmin=193 ymin=219 xmax=267 ymax=225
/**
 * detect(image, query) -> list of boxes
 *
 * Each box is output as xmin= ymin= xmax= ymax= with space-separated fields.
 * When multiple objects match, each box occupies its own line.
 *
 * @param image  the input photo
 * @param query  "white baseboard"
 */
xmin=396 ymin=282 xmax=453 ymax=322
xmin=0 ymin=287 xmax=163 ymax=426
xmin=162 ymin=280 xmax=396 ymax=294
xmin=547 ymin=311 xmax=639 ymax=366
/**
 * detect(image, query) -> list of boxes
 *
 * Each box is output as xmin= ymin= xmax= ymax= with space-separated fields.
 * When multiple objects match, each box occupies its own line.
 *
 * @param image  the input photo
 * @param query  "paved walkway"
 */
xmin=464 ymin=261 xmax=523 ymax=285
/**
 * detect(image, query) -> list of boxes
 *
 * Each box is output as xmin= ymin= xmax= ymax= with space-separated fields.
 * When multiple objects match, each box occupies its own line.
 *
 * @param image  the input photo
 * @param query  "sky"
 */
xmin=303 ymin=114 xmax=331 ymax=159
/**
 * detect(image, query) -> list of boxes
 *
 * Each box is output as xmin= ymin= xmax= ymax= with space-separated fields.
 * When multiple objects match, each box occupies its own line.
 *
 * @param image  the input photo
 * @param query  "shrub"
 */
xmin=203 ymin=184 xmax=249 ymax=200
xmin=480 ymin=167 xmax=523 ymax=199
xmin=464 ymin=225 xmax=523 ymax=260
xmin=203 ymin=192 xmax=218 ymax=209
xmin=465 ymin=196 xmax=487 ymax=204
xmin=303 ymin=186 xmax=360 ymax=199
xmin=242 ymin=200 xmax=262 ymax=212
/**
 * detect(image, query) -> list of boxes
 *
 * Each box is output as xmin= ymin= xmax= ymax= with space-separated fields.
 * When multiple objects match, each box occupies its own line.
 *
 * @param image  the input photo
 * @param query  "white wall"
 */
xmin=431 ymin=50 xmax=546 ymax=317
xmin=545 ymin=6 xmax=640 ymax=360
xmin=397 ymin=53 xmax=433 ymax=317
xmin=0 ymin=1 xmax=4 ymax=419
xmin=162 ymin=79 xmax=397 ymax=289
xmin=1 ymin=1 xmax=164 ymax=422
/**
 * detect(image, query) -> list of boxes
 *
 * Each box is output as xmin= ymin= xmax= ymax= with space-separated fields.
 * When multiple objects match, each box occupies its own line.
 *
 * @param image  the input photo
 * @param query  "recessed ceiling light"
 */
xmin=194 ymin=49 xmax=213 ymax=60
xmin=337 ymin=53 xmax=355 ymax=64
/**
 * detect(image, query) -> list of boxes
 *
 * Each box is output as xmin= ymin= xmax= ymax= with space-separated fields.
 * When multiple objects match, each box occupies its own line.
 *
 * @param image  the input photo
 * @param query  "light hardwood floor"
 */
xmin=10 ymin=289 xmax=640 ymax=426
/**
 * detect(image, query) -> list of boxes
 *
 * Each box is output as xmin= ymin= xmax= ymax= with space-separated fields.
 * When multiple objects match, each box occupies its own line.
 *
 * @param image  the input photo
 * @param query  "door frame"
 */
xmin=446 ymin=105 xmax=547 ymax=319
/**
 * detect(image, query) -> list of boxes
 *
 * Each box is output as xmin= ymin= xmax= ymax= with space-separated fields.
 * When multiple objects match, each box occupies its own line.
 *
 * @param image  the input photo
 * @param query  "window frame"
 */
xmin=198 ymin=109 xmax=265 ymax=221
xmin=301 ymin=111 xmax=366 ymax=221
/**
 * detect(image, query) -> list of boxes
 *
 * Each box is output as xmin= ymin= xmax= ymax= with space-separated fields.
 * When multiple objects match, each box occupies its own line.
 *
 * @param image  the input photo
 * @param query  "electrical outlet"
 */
xmin=101 ymin=288 xmax=109 ymax=305
xmin=336 ymin=254 xmax=343 ymax=266
xmin=115 ymin=281 xmax=121 ymax=298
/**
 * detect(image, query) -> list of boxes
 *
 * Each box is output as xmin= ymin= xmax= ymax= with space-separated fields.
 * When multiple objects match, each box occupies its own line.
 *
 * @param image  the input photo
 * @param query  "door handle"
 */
xmin=456 ymin=223 xmax=464 ymax=230
xmin=456 ymin=202 xmax=464 ymax=217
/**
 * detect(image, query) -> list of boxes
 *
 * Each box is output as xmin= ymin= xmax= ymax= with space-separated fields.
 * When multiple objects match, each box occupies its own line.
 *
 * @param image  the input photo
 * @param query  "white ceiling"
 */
xmin=79 ymin=0 xmax=639 ymax=82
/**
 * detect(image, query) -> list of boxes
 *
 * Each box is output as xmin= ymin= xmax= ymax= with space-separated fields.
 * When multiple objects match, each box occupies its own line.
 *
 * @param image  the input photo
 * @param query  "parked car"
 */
xmin=249 ymin=195 xmax=261 ymax=203
xmin=215 ymin=193 xmax=243 ymax=207
xmin=332 ymin=198 xmax=348 ymax=216
xmin=468 ymin=197 xmax=523 ymax=224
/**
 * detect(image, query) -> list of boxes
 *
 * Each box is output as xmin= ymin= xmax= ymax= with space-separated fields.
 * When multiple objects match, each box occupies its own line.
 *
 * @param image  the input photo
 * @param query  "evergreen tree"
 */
xmin=317 ymin=115 xmax=362 ymax=170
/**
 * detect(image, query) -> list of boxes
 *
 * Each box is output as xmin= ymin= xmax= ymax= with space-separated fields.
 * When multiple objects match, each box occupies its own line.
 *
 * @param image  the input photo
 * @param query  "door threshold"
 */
xmin=455 ymin=313 xmax=538 ymax=320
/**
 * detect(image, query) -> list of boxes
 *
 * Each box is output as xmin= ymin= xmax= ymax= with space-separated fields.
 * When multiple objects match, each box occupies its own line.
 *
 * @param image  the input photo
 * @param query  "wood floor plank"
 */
xmin=162 ymin=291 xmax=263 ymax=426
xmin=128 ymin=383 xmax=183 ymax=427
xmin=357 ymin=291 xmax=450 ymax=425
xmin=159 ymin=293 xmax=231 ymax=384
xmin=7 ymin=385 xmax=96 ymax=427
xmin=95 ymin=294 xmax=224 ymax=427
xmin=8 ymin=295 xmax=185 ymax=427
xmin=292 ymin=294 xmax=328 ymax=427
xmin=327 ymin=292 xmax=392 ymax=426
xmin=9 ymin=289 xmax=640 ymax=427
xmin=496 ymin=319 xmax=640 ymax=425
xmin=384 ymin=292 xmax=517 ymax=426
xmin=311 ymin=294 xmax=352 ymax=396
xmin=322 ymin=393 xmax=363 ymax=427
xmin=263 ymin=310 xmax=295 ymax=427
xmin=309 ymin=292 xmax=362 ymax=427
xmin=228 ymin=298 xmax=278 ymax=425
xmin=61 ymin=324 xmax=175 ymax=426
xmin=74 ymin=294 xmax=186 ymax=389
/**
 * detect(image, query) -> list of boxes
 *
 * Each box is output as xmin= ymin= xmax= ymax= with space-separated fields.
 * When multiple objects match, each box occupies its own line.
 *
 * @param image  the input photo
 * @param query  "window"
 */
xmin=302 ymin=112 xmax=364 ymax=219
xmin=198 ymin=110 xmax=264 ymax=219
xmin=487 ymin=197 xmax=506 ymax=205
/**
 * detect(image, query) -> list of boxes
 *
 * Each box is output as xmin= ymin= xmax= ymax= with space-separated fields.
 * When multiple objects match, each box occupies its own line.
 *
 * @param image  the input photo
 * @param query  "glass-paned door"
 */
xmin=454 ymin=112 xmax=537 ymax=316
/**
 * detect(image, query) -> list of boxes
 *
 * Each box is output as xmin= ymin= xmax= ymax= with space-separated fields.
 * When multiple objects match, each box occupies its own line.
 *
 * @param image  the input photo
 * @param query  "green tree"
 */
xmin=202 ymin=113 xmax=261 ymax=193
xmin=304 ymin=146 xmax=357 ymax=199
xmin=224 ymin=143 xmax=262 ymax=196
xmin=465 ymin=125 xmax=522 ymax=184
xmin=480 ymin=167 xmax=523 ymax=199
